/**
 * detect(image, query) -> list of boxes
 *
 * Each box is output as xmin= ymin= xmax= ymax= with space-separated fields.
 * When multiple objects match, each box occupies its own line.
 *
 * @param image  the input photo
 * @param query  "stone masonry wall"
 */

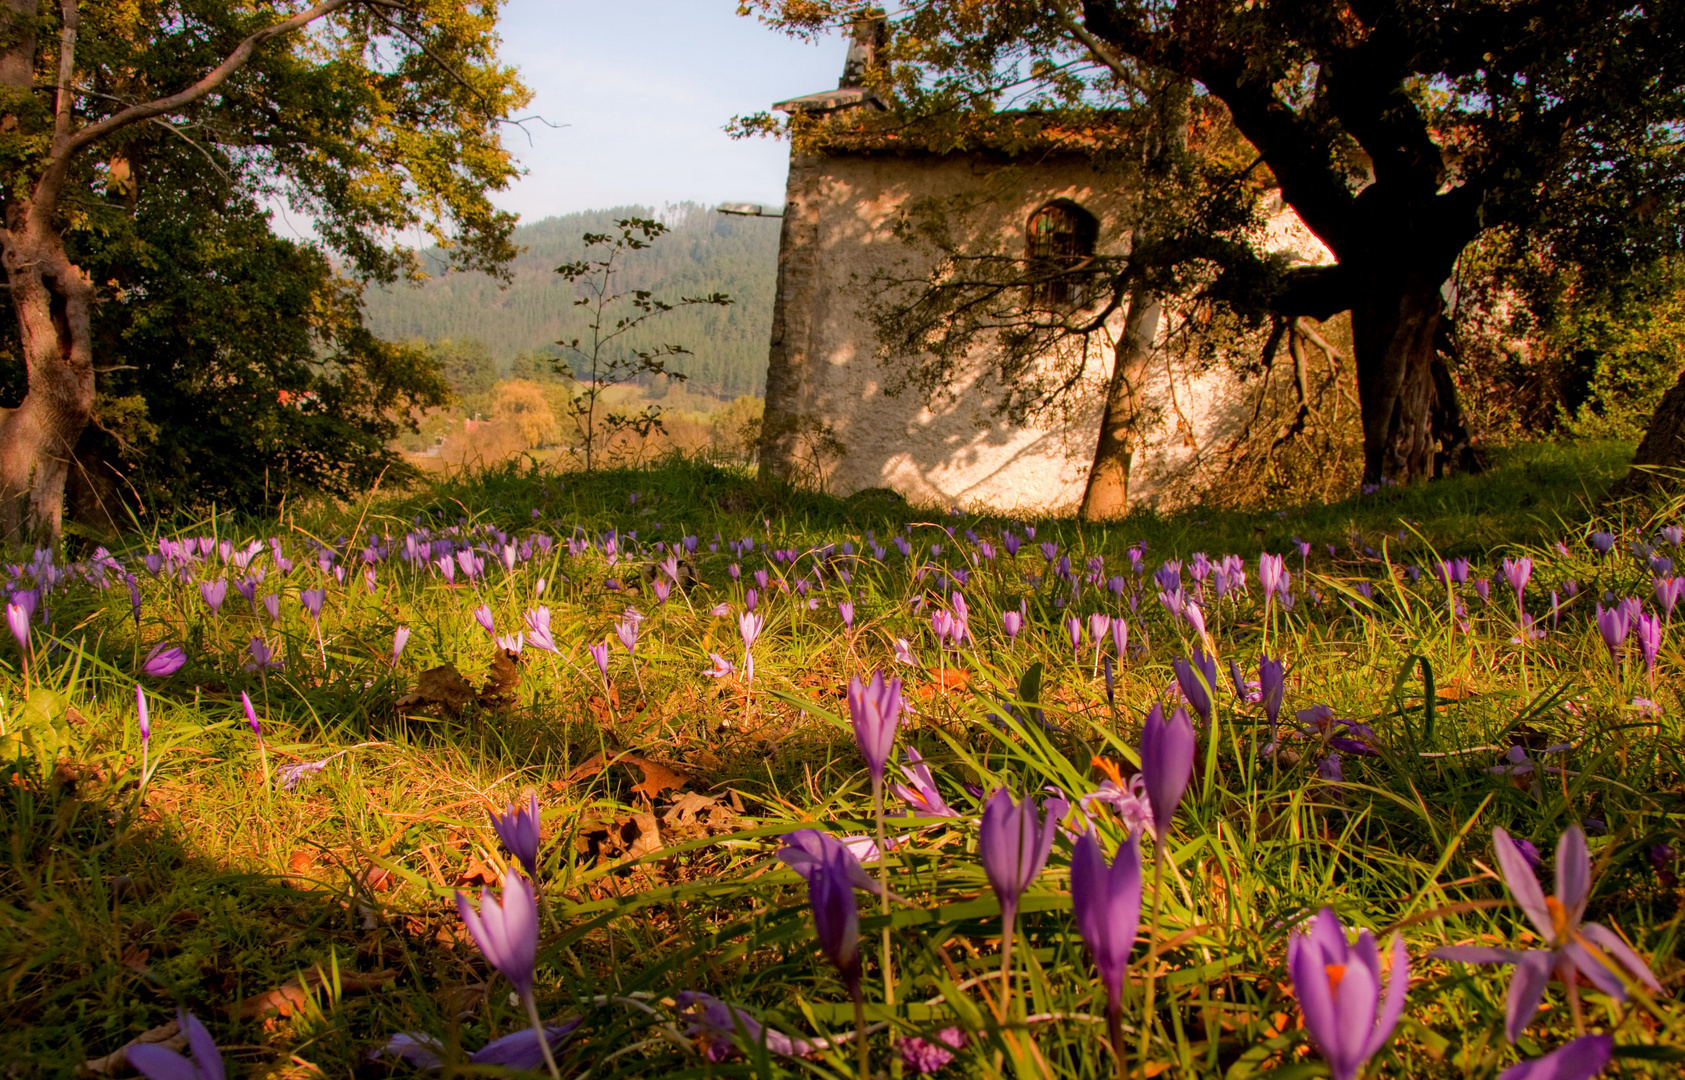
xmin=758 ymin=150 xmax=1329 ymax=513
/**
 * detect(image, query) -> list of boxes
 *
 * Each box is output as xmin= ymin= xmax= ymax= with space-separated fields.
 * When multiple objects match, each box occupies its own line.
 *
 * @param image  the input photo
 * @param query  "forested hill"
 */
xmin=361 ymin=203 xmax=781 ymax=398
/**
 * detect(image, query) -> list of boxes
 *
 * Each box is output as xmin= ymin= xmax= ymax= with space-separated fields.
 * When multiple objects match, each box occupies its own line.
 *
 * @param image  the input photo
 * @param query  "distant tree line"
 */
xmin=361 ymin=204 xmax=781 ymax=400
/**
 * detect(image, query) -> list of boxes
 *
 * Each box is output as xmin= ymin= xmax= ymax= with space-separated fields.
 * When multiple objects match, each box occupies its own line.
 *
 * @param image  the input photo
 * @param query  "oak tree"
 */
xmin=0 ymin=1 xmax=529 ymax=538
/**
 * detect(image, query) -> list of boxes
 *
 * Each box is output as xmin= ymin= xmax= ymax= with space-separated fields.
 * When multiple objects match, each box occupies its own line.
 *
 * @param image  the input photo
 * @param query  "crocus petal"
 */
xmin=1496 ymin=1033 xmax=1612 ymax=1080
xmin=126 ymin=1045 xmax=198 ymax=1080
xmin=1330 ymin=952 xmax=1379 ymax=1077
xmin=1288 ymin=925 xmax=1340 ymax=1071
xmin=1577 ymin=921 xmax=1663 ymax=994
xmin=1432 ymin=945 xmax=1528 ymax=965
xmin=1492 ymin=827 xmax=1555 ymax=941
xmin=1561 ymin=942 xmax=1630 ymax=1002
xmin=1555 ymin=825 xmax=1590 ymax=922
xmin=375 ymin=1032 xmax=446 ymax=1069
xmin=469 ymin=1021 xmax=581 ymax=1066
xmin=1361 ymin=933 xmax=1408 ymax=1062
xmin=1505 ymin=950 xmax=1553 ymax=1043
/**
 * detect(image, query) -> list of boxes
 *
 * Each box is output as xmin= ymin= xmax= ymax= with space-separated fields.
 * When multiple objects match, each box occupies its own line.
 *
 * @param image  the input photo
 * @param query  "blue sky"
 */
xmin=491 ymin=1 xmax=847 ymax=220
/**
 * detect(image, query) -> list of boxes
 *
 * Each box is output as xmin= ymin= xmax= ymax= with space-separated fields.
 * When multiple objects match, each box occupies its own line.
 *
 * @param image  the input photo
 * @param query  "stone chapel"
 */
xmin=755 ymin=20 xmax=1331 ymax=513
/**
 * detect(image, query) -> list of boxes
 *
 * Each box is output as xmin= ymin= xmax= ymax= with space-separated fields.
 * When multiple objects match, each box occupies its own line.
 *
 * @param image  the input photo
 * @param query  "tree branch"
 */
xmin=51 ymin=0 xmax=77 ymax=151
xmin=65 ymin=0 xmax=358 ymax=155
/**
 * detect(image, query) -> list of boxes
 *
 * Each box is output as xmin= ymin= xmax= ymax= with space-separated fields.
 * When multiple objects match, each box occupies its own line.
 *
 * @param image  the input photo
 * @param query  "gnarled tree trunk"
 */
xmin=0 ymin=208 xmax=98 ymax=541
xmin=1349 ymin=269 xmax=1445 ymax=486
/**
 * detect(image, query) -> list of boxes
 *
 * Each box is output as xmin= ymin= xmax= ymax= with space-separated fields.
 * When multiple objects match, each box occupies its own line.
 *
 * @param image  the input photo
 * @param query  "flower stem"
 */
xmin=873 ymin=775 xmax=895 ymax=1032
xmin=522 ymin=989 xmax=562 ymax=1080
xmin=1107 ymin=993 xmax=1128 ymax=1080
xmin=1137 ymin=850 xmax=1166 ymax=1067
xmin=850 ymin=974 xmax=870 ymax=1078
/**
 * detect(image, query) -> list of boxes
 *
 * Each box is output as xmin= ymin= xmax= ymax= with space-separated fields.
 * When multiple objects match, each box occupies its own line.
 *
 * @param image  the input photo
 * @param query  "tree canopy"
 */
xmin=0 ymin=1 xmax=531 ymax=533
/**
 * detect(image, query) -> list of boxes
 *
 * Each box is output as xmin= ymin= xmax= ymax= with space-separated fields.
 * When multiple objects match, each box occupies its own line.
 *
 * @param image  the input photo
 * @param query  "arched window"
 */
xmin=1025 ymin=200 xmax=1100 ymax=308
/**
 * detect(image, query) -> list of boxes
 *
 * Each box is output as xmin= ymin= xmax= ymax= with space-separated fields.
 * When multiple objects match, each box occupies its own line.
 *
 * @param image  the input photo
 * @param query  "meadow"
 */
xmin=3 ymin=439 xmax=1682 ymax=1079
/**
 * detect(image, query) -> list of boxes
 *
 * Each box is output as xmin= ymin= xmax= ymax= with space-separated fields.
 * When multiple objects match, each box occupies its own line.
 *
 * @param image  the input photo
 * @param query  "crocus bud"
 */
xmin=1139 ymin=704 xmax=1195 ymax=837
xmin=136 ymin=684 xmax=150 ymax=743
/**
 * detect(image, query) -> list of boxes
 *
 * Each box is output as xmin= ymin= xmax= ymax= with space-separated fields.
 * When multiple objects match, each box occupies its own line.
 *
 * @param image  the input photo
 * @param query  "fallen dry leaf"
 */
xmin=118 ymin=944 xmax=150 ymax=974
xmin=479 ymin=647 xmax=522 ymax=707
xmin=620 ymin=813 xmax=663 ymax=860
xmin=395 ymin=664 xmax=475 ymax=718
xmin=77 ymin=1019 xmax=185 ymax=1078
xmin=452 ymin=856 xmax=499 ymax=888
xmin=627 ymin=756 xmax=690 ymax=800
xmin=234 ymin=965 xmax=396 ymax=1020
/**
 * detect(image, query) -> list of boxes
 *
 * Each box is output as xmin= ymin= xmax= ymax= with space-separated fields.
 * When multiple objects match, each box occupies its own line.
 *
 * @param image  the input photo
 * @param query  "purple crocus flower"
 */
xmin=979 ymin=789 xmax=1061 ymax=932
xmin=1002 ymin=610 xmax=1023 ymax=641
xmin=474 ymin=604 xmax=496 ymax=636
xmin=777 ymin=829 xmax=886 ymax=895
xmin=676 ymin=992 xmax=820 ymax=1062
xmin=1502 ymin=556 xmax=1532 ymax=602
xmin=457 ymin=873 xmax=539 ymax=998
xmin=1655 ymin=576 xmax=1683 ymax=619
xmin=392 ymin=626 xmax=410 ymax=664
xmin=894 ymin=748 xmax=958 ymax=817
xmin=1432 ymin=825 xmax=1662 ymax=1042
xmin=847 ymin=670 xmax=903 ymax=785
xmin=588 ymin=641 xmax=610 ymax=682
xmin=199 ymin=580 xmax=227 ymax=614
xmin=839 ymin=599 xmax=855 ymax=628
xmin=376 ymin=1024 xmax=581 ymax=1071
xmin=246 ymin=637 xmax=282 ymax=672
xmin=899 ymin=1029 xmax=968 ymax=1075
xmin=141 ymin=643 xmax=187 ymax=677
xmin=1635 ymin=612 xmax=1661 ymax=677
xmin=803 ymin=838 xmax=862 ymax=983
xmin=1065 ymin=615 xmax=1081 ymax=658
xmin=490 ymin=792 xmax=542 ymax=879
xmin=1288 ymin=908 xmax=1408 ymax=1080
xmin=135 ymin=684 xmax=150 ymax=743
xmin=262 ymin=594 xmax=280 ymax=623
xmin=1139 ymin=704 xmax=1195 ymax=837
xmin=1590 ymin=531 xmax=1615 ymax=555
xmin=300 ymin=587 xmax=326 ymax=621
xmin=524 ymin=608 xmax=557 ymax=653
xmin=1259 ymin=655 xmax=1286 ymax=732
xmin=1172 ymin=649 xmax=1217 ymax=726
xmin=615 ymin=611 xmax=640 ymax=653
xmin=1595 ymin=602 xmax=1630 ymax=663
xmin=1070 ymin=829 xmax=1143 ymax=1017
xmin=128 ymin=1009 xmax=225 ymax=1080
xmin=240 ymin=690 xmax=262 ymax=737
xmin=1258 ymin=553 xmax=1284 ymax=601
xmin=1110 ymin=618 xmax=1128 ymax=660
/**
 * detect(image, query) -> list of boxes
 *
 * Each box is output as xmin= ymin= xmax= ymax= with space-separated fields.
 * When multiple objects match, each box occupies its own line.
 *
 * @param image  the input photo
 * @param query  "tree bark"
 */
xmin=1349 ymin=269 xmax=1445 ymax=486
xmin=1080 ymin=286 xmax=1160 ymax=518
xmin=0 ymin=214 xmax=97 ymax=540
xmin=1609 ymin=364 xmax=1685 ymax=497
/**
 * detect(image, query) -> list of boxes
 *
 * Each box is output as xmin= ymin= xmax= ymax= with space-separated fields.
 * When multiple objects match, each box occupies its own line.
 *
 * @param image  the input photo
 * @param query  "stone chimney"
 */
xmin=839 ymin=12 xmax=888 ymax=89
xmin=773 ymin=9 xmax=888 ymax=114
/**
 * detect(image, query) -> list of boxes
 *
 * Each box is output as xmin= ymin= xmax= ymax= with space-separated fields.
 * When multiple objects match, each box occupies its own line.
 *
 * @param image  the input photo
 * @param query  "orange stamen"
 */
xmin=1092 ymin=756 xmax=1124 ymax=786
xmin=1545 ymin=896 xmax=1570 ymax=940
xmin=1325 ymin=964 xmax=1346 ymax=994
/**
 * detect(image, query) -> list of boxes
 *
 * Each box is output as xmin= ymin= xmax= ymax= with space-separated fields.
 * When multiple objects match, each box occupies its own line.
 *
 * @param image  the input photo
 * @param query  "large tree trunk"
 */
xmin=1609 ymin=364 xmax=1685 ymax=497
xmin=0 ymin=214 xmax=98 ymax=541
xmin=1349 ymin=267 xmax=1445 ymax=486
xmin=1080 ymin=286 xmax=1161 ymax=518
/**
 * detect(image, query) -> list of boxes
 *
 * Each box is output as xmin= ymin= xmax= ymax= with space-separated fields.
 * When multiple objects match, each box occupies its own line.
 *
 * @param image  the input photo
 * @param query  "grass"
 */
xmin=2 ymin=438 xmax=1683 ymax=1079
